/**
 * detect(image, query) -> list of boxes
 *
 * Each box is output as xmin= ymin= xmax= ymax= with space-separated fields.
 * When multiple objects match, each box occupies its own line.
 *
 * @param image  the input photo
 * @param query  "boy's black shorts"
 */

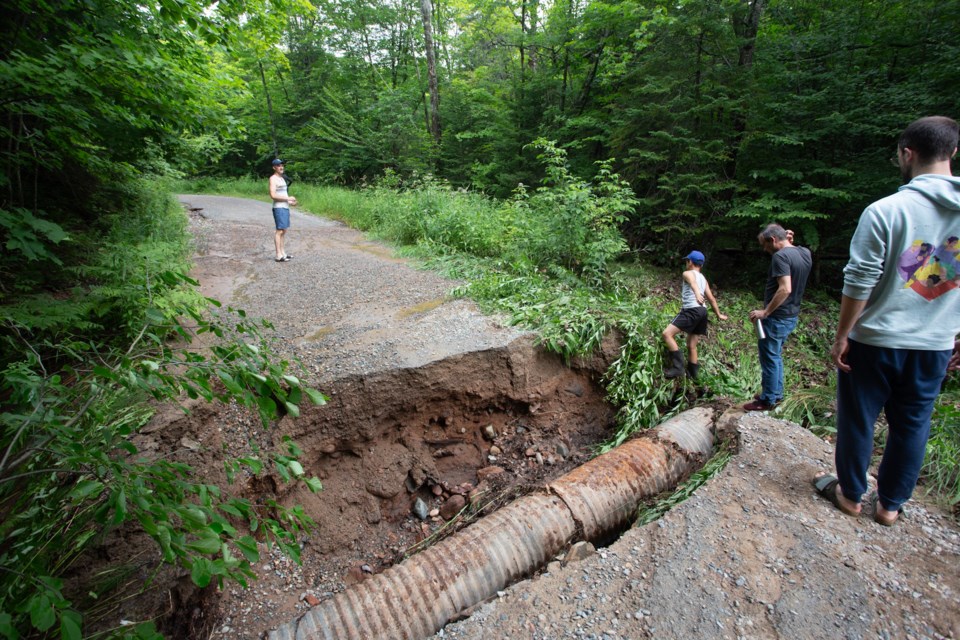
xmin=670 ymin=306 xmax=709 ymax=335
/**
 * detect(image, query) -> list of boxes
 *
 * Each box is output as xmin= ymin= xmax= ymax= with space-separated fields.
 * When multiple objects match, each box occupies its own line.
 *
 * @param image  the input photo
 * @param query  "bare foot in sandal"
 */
xmin=869 ymin=493 xmax=902 ymax=526
xmin=812 ymin=472 xmax=861 ymax=517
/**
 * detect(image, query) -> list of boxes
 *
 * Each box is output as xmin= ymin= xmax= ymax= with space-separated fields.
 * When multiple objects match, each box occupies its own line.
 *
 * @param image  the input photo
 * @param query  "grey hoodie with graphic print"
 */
xmin=843 ymin=173 xmax=960 ymax=351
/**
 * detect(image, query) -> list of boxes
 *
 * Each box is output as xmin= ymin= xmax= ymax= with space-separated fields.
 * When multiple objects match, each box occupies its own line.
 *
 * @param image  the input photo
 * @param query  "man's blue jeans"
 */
xmin=836 ymin=340 xmax=950 ymax=511
xmin=757 ymin=315 xmax=798 ymax=405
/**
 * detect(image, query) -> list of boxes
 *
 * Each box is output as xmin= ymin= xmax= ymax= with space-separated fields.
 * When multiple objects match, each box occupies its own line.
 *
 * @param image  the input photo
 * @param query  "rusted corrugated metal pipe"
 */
xmin=268 ymin=407 xmax=715 ymax=640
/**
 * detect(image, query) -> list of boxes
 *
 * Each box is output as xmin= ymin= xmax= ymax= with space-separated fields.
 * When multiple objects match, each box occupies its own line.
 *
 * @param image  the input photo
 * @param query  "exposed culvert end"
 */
xmin=268 ymin=408 xmax=715 ymax=640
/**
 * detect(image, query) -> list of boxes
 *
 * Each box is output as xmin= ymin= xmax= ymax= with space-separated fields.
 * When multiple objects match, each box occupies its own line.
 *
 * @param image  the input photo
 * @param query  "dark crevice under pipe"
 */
xmin=269 ymin=407 xmax=716 ymax=640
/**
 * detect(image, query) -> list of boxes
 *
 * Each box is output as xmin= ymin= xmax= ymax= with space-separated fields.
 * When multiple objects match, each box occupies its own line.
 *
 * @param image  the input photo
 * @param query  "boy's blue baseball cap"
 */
xmin=272 ymin=158 xmax=285 ymax=166
xmin=684 ymin=250 xmax=705 ymax=264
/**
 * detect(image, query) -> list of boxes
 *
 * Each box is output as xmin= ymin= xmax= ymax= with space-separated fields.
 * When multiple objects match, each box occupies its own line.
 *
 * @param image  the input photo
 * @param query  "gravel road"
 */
xmin=179 ymin=194 xmax=527 ymax=383
xmin=180 ymin=194 xmax=960 ymax=640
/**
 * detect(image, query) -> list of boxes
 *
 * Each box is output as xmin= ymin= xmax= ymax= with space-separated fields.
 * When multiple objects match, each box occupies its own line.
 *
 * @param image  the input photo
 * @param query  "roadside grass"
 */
xmin=173 ymin=175 xmax=960 ymax=517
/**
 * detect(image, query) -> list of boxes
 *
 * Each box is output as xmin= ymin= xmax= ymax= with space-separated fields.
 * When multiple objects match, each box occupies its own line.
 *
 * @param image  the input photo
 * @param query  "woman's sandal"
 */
xmin=812 ymin=474 xmax=861 ymax=517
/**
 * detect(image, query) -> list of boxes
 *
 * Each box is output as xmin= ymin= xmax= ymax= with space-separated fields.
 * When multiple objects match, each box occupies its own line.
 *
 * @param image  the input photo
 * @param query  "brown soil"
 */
xmin=95 ymin=335 xmax=619 ymax=639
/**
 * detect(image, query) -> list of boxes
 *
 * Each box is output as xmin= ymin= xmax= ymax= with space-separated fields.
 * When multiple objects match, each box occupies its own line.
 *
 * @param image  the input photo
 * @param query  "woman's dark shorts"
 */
xmin=670 ymin=306 xmax=709 ymax=335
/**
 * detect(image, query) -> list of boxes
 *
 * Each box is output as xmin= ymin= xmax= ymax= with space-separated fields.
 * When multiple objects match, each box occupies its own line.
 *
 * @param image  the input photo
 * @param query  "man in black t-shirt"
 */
xmin=744 ymin=224 xmax=813 ymax=411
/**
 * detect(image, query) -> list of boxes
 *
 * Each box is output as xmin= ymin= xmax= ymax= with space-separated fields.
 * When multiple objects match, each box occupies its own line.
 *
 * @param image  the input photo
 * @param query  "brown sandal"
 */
xmin=812 ymin=474 xmax=861 ymax=517
xmin=868 ymin=493 xmax=903 ymax=526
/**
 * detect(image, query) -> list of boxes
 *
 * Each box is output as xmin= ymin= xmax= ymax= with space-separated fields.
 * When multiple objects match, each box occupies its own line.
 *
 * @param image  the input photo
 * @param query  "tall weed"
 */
xmin=923 ymin=384 xmax=960 ymax=510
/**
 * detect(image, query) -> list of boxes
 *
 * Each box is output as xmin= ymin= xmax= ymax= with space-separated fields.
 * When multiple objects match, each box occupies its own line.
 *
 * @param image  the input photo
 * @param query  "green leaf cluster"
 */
xmin=0 ymin=299 xmax=327 ymax=638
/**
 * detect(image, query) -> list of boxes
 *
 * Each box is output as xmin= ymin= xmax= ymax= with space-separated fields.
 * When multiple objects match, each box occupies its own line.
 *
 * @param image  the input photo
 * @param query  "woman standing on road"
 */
xmin=269 ymin=158 xmax=297 ymax=262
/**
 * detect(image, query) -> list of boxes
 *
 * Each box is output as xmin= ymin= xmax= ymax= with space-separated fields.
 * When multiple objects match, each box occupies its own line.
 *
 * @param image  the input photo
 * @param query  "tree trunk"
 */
xmin=735 ymin=0 xmax=766 ymax=68
xmin=258 ymin=60 xmax=279 ymax=159
xmin=419 ymin=0 xmax=442 ymax=146
xmin=526 ymin=0 xmax=539 ymax=70
xmin=724 ymin=0 xmax=767 ymax=163
xmin=575 ymin=33 xmax=607 ymax=115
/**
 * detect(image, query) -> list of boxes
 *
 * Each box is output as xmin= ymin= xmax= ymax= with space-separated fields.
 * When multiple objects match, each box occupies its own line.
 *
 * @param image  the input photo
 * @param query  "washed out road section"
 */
xmin=179 ymin=194 xmax=527 ymax=383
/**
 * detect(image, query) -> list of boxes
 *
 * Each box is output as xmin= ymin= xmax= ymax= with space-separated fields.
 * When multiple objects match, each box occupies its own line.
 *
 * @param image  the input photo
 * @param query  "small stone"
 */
xmin=482 ymin=425 xmax=497 ymax=441
xmin=304 ymin=594 xmax=321 ymax=606
xmin=440 ymin=494 xmax=467 ymax=520
xmin=564 ymin=541 xmax=596 ymax=565
xmin=477 ymin=466 xmax=505 ymax=481
xmin=525 ymin=448 xmax=536 ymax=457
xmin=489 ymin=445 xmax=502 ymax=456
xmin=429 ymin=508 xmax=440 ymax=518
xmin=412 ymin=498 xmax=430 ymax=520
xmin=556 ymin=442 xmax=570 ymax=458
xmin=432 ymin=484 xmax=444 ymax=496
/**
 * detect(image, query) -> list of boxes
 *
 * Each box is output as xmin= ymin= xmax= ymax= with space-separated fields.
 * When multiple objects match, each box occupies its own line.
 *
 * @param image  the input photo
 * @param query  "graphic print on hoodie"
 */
xmin=899 ymin=235 xmax=960 ymax=300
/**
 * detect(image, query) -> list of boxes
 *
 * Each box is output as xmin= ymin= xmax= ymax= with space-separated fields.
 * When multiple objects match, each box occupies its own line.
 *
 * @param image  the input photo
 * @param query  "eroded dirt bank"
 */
xmin=127 ymin=335 xmax=620 ymax=639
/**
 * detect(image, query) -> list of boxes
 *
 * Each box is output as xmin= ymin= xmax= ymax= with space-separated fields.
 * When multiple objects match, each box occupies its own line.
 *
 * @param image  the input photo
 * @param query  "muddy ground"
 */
xmin=93 ymin=195 xmax=959 ymax=639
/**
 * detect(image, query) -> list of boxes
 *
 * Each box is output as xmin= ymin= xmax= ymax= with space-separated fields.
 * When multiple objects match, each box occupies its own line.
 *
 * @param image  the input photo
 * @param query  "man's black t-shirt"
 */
xmin=764 ymin=246 xmax=812 ymax=318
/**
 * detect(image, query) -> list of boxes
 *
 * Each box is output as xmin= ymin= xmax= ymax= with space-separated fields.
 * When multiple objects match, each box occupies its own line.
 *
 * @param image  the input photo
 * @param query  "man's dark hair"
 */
xmin=899 ymin=116 xmax=959 ymax=162
xmin=758 ymin=223 xmax=787 ymax=243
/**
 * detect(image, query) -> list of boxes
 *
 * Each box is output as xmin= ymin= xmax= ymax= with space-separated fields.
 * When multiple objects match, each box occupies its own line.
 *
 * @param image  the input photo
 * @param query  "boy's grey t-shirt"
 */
xmin=764 ymin=246 xmax=812 ymax=318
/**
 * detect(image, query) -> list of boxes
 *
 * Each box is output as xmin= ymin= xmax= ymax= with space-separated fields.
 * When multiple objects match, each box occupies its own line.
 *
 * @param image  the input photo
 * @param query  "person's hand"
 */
xmin=831 ymin=336 xmax=851 ymax=373
xmin=948 ymin=340 xmax=960 ymax=372
xmin=749 ymin=309 xmax=767 ymax=321
xmin=718 ymin=313 xmax=728 ymax=321
xmin=288 ymin=197 xmax=298 ymax=207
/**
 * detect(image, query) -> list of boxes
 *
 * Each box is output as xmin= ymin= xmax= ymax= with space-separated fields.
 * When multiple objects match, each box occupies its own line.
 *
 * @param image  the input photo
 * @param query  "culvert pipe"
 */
xmin=268 ymin=407 xmax=715 ymax=640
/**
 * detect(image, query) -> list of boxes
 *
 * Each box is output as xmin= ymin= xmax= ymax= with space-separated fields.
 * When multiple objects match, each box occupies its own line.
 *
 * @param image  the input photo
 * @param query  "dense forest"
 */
xmin=2 ymin=0 xmax=960 ymax=637
xmin=4 ymin=0 xmax=960 ymax=282
xmin=208 ymin=0 xmax=960 ymax=266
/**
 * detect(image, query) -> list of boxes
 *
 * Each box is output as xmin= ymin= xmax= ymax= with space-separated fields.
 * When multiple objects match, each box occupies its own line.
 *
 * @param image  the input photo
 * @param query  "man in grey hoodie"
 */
xmin=814 ymin=116 xmax=960 ymax=525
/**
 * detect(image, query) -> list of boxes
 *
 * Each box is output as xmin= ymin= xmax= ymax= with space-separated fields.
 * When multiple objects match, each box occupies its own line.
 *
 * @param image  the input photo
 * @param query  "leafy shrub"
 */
xmin=0 ymin=179 xmax=327 ymax=638
xmin=508 ymin=140 xmax=635 ymax=282
xmin=0 ymin=299 xmax=326 ymax=638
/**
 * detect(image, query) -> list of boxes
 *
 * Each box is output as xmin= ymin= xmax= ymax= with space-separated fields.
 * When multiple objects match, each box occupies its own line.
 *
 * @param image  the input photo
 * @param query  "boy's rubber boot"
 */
xmin=664 ymin=350 xmax=685 ymax=379
xmin=686 ymin=362 xmax=700 ymax=381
